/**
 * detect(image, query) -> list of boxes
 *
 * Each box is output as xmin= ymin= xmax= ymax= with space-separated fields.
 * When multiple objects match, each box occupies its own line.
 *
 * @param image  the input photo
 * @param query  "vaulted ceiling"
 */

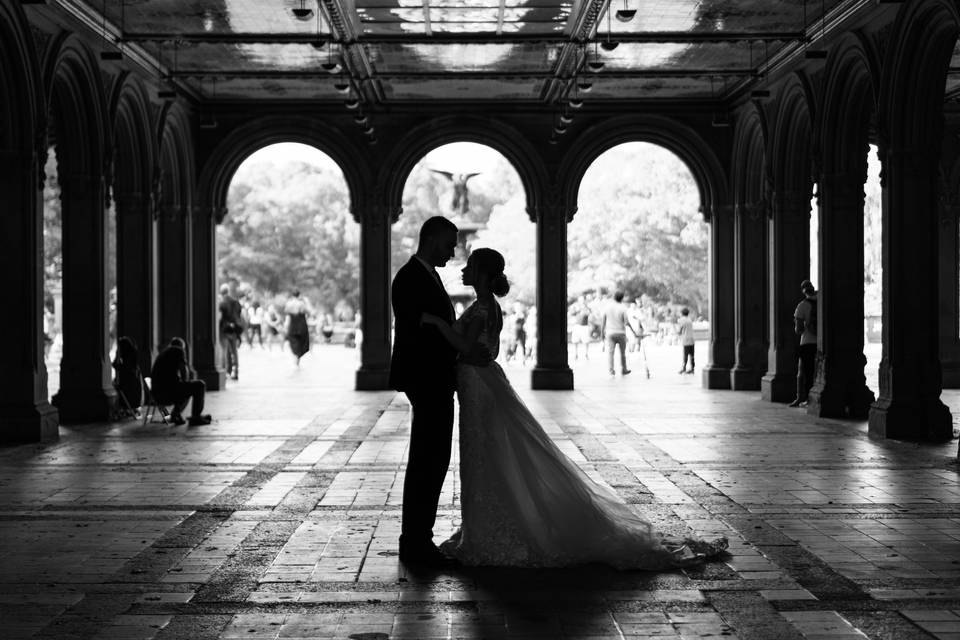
xmin=45 ymin=0 xmax=893 ymax=105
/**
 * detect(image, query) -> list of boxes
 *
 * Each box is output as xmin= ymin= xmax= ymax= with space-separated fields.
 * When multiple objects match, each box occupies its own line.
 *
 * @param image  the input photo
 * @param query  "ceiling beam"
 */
xmin=169 ymin=69 xmax=756 ymax=80
xmin=120 ymin=30 xmax=804 ymax=45
xmin=316 ymin=0 xmax=386 ymax=104
xmin=541 ymin=0 xmax=609 ymax=102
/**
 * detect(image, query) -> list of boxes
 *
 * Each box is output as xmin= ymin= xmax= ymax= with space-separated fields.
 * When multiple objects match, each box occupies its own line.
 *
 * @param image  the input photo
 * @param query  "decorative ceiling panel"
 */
xmin=170 ymin=42 xmax=331 ymax=73
xmin=583 ymin=41 xmax=756 ymax=72
xmin=107 ymin=0 xmax=331 ymax=35
xmin=579 ymin=76 xmax=716 ymax=99
xmin=200 ymin=76 xmax=342 ymax=99
xmin=366 ymin=42 xmax=557 ymax=73
xmin=602 ymin=0 xmax=843 ymax=34
xmin=383 ymin=76 xmax=545 ymax=99
xmin=353 ymin=0 xmax=572 ymax=35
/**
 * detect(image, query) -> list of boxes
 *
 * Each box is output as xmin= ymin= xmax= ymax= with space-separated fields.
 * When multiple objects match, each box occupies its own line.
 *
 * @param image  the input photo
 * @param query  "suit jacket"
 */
xmin=389 ymin=257 xmax=458 ymax=393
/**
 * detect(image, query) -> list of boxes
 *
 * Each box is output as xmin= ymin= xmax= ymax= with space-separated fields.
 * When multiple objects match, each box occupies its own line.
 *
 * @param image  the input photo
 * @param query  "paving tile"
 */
xmin=2 ymin=347 xmax=959 ymax=639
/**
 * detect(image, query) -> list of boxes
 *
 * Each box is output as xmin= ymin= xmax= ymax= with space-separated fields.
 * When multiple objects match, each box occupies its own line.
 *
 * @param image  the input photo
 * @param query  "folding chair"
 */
xmin=112 ymin=384 xmax=139 ymax=421
xmin=141 ymin=374 xmax=171 ymax=426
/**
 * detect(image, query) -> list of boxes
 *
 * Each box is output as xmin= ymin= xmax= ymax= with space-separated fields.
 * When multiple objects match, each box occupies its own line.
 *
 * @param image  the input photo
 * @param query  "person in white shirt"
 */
xmin=677 ymin=307 xmax=695 ymax=374
xmin=789 ymin=280 xmax=818 ymax=407
xmin=601 ymin=291 xmax=639 ymax=376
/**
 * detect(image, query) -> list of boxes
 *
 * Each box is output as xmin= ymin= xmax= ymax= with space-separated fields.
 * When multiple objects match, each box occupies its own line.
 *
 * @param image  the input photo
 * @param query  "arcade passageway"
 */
xmin=1 ymin=347 xmax=958 ymax=639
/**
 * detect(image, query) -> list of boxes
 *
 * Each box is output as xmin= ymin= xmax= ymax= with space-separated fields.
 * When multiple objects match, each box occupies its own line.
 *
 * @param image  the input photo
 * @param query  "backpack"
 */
xmin=805 ymin=298 xmax=817 ymax=335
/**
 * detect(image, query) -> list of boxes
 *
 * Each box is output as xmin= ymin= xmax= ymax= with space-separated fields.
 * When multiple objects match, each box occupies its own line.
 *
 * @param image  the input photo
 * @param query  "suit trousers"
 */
xmin=401 ymin=387 xmax=455 ymax=547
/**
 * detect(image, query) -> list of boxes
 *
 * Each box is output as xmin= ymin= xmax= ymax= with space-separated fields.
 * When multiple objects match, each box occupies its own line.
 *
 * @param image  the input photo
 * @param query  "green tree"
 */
xmin=218 ymin=155 xmax=358 ymax=311
xmin=570 ymin=142 xmax=709 ymax=312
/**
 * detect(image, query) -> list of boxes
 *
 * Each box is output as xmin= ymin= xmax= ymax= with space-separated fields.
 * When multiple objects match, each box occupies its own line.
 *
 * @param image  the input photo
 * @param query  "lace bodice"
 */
xmin=455 ymin=300 xmax=501 ymax=360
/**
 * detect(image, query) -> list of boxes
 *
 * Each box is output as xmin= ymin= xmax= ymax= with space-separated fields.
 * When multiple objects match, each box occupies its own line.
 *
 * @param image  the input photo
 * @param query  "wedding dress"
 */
xmin=440 ymin=300 xmax=727 ymax=569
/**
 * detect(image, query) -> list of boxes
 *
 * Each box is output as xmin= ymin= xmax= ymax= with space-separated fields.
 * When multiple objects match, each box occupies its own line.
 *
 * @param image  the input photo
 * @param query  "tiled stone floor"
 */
xmin=3 ymin=342 xmax=960 ymax=639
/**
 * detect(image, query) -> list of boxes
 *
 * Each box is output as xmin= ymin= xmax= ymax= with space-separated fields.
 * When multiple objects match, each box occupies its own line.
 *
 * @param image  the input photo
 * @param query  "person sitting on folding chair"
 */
xmin=150 ymin=337 xmax=212 ymax=426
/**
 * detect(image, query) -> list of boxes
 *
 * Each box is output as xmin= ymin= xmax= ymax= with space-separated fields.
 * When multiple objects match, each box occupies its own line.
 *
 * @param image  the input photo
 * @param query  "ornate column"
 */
xmin=869 ymin=147 xmax=952 ymax=440
xmin=938 ymin=179 xmax=960 ymax=388
xmin=52 ymin=171 xmax=116 ymax=422
xmin=355 ymin=202 xmax=392 ymax=390
xmin=157 ymin=203 xmax=193 ymax=352
xmin=115 ymin=191 xmax=158 ymax=373
xmin=702 ymin=204 xmax=736 ymax=389
xmin=762 ymin=190 xmax=811 ymax=401
xmin=531 ymin=198 xmax=573 ymax=390
xmin=806 ymin=172 xmax=875 ymax=418
xmin=0 ymin=147 xmax=59 ymax=442
xmin=193 ymin=205 xmax=224 ymax=390
xmin=730 ymin=200 xmax=769 ymax=390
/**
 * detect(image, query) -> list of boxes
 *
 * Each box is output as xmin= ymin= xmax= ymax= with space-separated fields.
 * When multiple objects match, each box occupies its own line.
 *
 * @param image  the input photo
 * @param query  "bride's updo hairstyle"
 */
xmin=471 ymin=248 xmax=510 ymax=297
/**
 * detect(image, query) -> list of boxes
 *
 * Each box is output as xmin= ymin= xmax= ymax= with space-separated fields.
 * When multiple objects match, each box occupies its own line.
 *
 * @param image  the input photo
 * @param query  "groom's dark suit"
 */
xmin=390 ymin=257 xmax=458 ymax=554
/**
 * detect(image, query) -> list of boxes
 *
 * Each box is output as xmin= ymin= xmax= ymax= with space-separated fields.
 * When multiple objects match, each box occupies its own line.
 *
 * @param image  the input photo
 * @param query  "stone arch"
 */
xmin=732 ymin=102 xmax=769 ymax=208
xmin=158 ymin=103 xmax=195 ymax=216
xmin=197 ymin=116 xmax=368 ymax=222
xmin=110 ymin=74 xmax=156 ymax=200
xmin=0 ymin=0 xmax=43 ymax=152
xmin=43 ymin=33 xmax=108 ymax=178
xmin=379 ymin=116 xmax=546 ymax=221
xmin=772 ymin=73 xmax=816 ymax=196
xmin=880 ymin=0 xmax=959 ymax=150
xmin=557 ymin=115 xmax=727 ymax=221
xmin=820 ymin=32 xmax=880 ymax=177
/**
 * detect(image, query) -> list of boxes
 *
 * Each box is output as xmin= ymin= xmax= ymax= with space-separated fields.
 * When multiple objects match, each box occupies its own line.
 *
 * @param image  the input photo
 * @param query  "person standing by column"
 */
xmin=601 ymin=291 xmax=637 ymax=376
xmin=789 ymin=280 xmax=818 ymax=407
xmin=218 ymin=284 xmax=243 ymax=381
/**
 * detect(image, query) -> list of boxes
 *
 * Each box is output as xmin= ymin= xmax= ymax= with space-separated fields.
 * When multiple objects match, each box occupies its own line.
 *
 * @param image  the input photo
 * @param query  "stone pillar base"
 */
xmin=0 ymin=402 xmax=59 ymax=444
xmin=701 ymin=365 xmax=731 ymax=389
xmin=52 ymin=387 xmax=117 ymax=424
xmin=197 ymin=367 xmax=226 ymax=392
xmin=761 ymin=373 xmax=796 ymax=403
xmin=531 ymin=367 xmax=573 ymax=390
xmin=730 ymin=366 xmax=762 ymax=391
xmin=942 ymin=362 xmax=960 ymax=389
xmin=356 ymin=368 xmax=391 ymax=391
xmin=869 ymin=399 xmax=953 ymax=442
xmin=806 ymin=384 xmax=875 ymax=419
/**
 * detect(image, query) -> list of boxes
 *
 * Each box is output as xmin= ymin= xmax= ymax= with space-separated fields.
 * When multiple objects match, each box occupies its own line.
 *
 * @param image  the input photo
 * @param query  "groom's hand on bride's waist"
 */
xmin=461 ymin=344 xmax=492 ymax=366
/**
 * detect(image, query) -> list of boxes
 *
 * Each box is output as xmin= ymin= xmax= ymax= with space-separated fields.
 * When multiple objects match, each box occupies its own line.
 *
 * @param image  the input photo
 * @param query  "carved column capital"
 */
xmin=353 ymin=202 xmax=398 ymax=228
xmin=59 ymin=172 xmax=104 ymax=201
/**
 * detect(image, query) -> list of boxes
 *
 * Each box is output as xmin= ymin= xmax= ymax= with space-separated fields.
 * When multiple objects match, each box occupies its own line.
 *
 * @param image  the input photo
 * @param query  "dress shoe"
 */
xmin=622 ymin=369 xmax=631 ymax=375
xmin=188 ymin=414 xmax=212 ymax=426
xmin=787 ymin=398 xmax=802 ymax=407
xmin=169 ymin=413 xmax=186 ymax=426
xmin=399 ymin=542 xmax=457 ymax=568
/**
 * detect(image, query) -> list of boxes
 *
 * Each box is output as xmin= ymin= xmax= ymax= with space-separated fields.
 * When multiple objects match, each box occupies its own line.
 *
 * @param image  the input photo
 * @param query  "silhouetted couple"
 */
xmin=390 ymin=217 xmax=727 ymax=570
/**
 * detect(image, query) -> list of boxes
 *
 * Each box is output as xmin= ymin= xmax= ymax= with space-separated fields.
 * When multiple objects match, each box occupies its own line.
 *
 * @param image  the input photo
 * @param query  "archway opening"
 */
xmin=216 ymin=142 xmax=357 ymax=386
xmin=863 ymin=144 xmax=882 ymax=393
xmin=43 ymin=146 xmax=62 ymax=399
xmin=571 ymin=142 xmax=708 ymax=381
xmin=394 ymin=142 xmax=534 ymax=366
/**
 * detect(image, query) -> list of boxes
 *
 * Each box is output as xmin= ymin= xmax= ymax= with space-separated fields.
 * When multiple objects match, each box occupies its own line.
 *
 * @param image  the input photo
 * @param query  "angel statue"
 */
xmin=430 ymin=170 xmax=481 ymax=216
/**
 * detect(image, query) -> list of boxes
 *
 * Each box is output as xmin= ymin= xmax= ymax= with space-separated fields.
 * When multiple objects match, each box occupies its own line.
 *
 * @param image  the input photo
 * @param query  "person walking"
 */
xmin=601 ymin=291 xmax=638 ymax=376
xmin=789 ymin=280 xmax=818 ymax=407
xmin=677 ymin=307 xmax=695 ymax=374
xmin=284 ymin=290 xmax=311 ymax=367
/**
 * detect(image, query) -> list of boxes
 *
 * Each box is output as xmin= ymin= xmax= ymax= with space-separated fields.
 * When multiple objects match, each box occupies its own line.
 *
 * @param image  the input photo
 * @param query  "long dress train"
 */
xmin=440 ymin=300 xmax=727 ymax=569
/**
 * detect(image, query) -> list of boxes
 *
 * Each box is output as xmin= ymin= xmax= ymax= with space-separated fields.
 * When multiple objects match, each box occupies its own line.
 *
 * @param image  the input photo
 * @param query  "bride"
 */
xmin=421 ymin=248 xmax=727 ymax=569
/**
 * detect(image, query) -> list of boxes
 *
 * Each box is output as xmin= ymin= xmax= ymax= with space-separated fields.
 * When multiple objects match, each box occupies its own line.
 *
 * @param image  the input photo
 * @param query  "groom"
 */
xmin=391 ymin=216 xmax=460 ymax=566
